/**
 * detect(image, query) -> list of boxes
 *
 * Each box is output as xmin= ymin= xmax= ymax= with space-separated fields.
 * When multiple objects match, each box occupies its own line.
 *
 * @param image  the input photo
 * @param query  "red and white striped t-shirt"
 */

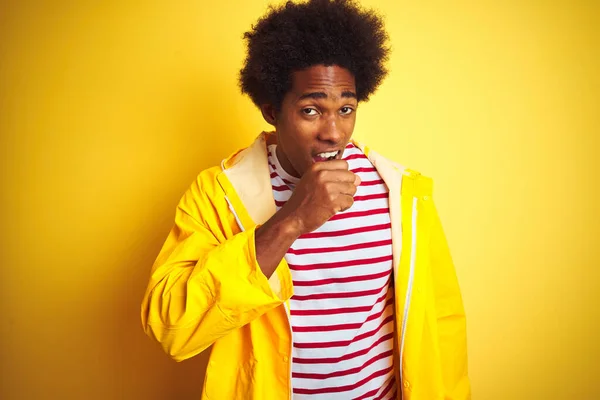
xmin=268 ymin=143 xmax=396 ymax=400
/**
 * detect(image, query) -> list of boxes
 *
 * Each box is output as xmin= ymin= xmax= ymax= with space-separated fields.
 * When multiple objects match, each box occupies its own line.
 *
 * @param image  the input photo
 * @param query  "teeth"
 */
xmin=317 ymin=151 xmax=339 ymax=159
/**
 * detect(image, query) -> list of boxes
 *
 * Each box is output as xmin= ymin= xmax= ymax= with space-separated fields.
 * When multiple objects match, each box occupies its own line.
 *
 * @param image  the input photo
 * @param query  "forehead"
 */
xmin=290 ymin=65 xmax=356 ymax=96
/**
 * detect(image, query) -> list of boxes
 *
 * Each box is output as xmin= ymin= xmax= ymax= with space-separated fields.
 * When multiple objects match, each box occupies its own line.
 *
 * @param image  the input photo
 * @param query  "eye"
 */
xmin=340 ymin=106 xmax=355 ymax=115
xmin=302 ymin=108 xmax=318 ymax=116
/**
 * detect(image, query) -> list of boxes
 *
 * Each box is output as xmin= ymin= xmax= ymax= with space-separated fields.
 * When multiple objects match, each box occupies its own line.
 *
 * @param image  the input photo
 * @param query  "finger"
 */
xmin=314 ymin=159 xmax=349 ymax=171
xmin=321 ymin=170 xmax=357 ymax=184
xmin=328 ymin=182 xmax=358 ymax=196
xmin=353 ymin=173 xmax=361 ymax=186
xmin=337 ymin=193 xmax=355 ymax=212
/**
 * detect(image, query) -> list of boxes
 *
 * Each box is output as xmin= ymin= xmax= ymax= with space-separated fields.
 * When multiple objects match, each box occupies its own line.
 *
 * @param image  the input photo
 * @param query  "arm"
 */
xmin=430 ymin=202 xmax=471 ymax=399
xmin=141 ymin=161 xmax=358 ymax=362
xmin=256 ymin=159 xmax=361 ymax=274
xmin=255 ymin=210 xmax=302 ymax=278
xmin=140 ymin=185 xmax=293 ymax=362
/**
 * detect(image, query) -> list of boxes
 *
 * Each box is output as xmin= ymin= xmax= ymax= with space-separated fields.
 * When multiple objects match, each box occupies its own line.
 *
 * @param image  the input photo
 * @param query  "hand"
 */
xmin=281 ymin=160 xmax=361 ymax=235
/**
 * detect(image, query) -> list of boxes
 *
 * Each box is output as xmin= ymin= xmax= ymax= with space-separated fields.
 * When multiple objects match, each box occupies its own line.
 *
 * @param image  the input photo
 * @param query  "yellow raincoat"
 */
xmin=141 ymin=132 xmax=470 ymax=399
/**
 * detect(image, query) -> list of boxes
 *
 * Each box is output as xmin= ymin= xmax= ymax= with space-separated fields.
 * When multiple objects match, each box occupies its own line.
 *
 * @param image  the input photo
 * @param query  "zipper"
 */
xmin=224 ymin=195 xmax=245 ymax=232
xmin=283 ymin=301 xmax=293 ymax=400
xmin=399 ymin=196 xmax=418 ymax=385
xmin=221 ymin=161 xmax=246 ymax=232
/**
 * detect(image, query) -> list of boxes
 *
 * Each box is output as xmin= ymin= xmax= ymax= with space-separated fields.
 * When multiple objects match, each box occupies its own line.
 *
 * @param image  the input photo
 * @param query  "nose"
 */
xmin=317 ymin=114 xmax=343 ymax=145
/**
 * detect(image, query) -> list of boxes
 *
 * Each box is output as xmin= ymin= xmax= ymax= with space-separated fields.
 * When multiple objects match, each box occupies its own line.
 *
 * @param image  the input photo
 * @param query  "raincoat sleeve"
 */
xmin=430 ymin=202 xmax=471 ymax=399
xmin=140 ymin=176 xmax=292 ymax=362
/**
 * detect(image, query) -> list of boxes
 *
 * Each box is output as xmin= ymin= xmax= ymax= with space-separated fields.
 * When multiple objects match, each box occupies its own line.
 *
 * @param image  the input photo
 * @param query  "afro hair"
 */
xmin=239 ymin=0 xmax=390 ymax=110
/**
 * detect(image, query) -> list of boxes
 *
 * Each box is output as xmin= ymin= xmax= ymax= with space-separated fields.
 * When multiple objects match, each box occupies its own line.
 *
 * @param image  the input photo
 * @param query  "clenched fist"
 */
xmin=255 ymin=159 xmax=361 ymax=278
xmin=282 ymin=159 xmax=361 ymax=235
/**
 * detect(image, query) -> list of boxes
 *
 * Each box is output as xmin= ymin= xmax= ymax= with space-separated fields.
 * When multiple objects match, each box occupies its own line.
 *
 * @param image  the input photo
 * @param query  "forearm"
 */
xmin=255 ymin=209 xmax=301 ymax=278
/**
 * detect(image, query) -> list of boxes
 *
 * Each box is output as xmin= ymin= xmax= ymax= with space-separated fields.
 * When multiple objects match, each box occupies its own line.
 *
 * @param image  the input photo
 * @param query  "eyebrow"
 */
xmin=298 ymin=91 xmax=357 ymax=100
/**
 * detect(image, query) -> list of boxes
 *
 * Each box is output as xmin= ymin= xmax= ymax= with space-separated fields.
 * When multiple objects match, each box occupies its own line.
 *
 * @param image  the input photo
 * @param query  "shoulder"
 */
xmin=176 ymin=166 xmax=223 ymax=218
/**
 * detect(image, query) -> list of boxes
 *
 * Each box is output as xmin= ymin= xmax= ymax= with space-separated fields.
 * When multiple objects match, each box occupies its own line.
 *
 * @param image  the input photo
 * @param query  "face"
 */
xmin=261 ymin=65 xmax=358 ymax=178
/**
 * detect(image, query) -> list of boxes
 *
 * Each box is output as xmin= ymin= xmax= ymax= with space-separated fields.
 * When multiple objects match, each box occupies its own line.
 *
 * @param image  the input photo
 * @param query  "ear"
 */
xmin=260 ymin=104 xmax=277 ymax=126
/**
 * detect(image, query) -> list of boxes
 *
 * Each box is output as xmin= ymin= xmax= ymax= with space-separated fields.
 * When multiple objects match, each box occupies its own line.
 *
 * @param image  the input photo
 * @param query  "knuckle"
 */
xmin=328 ymin=192 xmax=337 ymax=203
xmin=316 ymin=169 xmax=328 ymax=182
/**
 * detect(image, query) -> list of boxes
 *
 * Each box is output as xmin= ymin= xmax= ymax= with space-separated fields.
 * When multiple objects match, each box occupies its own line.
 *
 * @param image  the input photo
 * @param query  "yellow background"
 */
xmin=1 ymin=0 xmax=598 ymax=399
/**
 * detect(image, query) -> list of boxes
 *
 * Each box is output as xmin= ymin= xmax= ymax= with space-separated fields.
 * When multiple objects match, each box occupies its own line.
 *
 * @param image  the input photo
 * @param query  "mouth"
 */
xmin=312 ymin=150 xmax=341 ymax=163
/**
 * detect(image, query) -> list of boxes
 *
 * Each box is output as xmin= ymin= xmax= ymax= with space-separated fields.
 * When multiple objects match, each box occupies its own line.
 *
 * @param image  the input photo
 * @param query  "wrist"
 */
xmin=256 ymin=209 xmax=303 ymax=243
xmin=279 ymin=213 xmax=303 ymax=239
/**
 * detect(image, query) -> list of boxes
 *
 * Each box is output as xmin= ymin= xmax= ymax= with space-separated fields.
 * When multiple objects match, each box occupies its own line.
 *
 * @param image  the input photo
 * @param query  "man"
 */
xmin=141 ymin=1 xmax=470 ymax=399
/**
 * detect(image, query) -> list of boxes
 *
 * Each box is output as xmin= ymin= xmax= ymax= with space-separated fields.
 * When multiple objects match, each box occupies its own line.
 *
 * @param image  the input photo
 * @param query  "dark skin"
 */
xmin=255 ymin=65 xmax=362 ymax=278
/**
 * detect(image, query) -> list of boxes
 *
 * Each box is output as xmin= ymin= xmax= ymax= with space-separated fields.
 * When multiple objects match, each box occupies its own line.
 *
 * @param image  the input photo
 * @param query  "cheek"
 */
xmin=343 ymin=117 xmax=356 ymax=137
xmin=277 ymin=121 xmax=307 ymax=160
xmin=279 ymin=113 xmax=317 ymax=154
xmin=288 ymin=120 xmax=315 ymax=147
